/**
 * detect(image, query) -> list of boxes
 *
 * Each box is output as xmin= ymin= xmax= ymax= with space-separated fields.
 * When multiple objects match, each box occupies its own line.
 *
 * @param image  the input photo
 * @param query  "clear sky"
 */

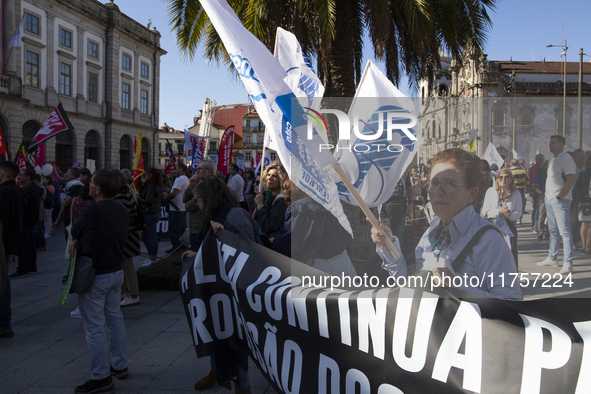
xmin=117 ymin=0 xmax=591 ymax=130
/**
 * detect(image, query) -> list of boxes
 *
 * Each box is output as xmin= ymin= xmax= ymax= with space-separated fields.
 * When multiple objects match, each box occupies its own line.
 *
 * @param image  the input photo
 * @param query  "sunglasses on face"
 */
xmin=428 ymin=179 xmax=463 ymax=194
xmin=498 ymin=176 xmax=512 ymax=180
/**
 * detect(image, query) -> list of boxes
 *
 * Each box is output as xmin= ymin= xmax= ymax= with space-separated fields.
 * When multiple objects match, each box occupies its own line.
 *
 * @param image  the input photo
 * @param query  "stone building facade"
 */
xmin=0 ymin=0 xmax=166 ymax=172
xmin=418 ymin=50 xmax=591 ymax=164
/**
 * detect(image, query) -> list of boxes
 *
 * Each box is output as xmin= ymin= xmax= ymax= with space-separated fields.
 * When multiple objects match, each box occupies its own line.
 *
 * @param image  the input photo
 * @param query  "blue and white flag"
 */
xmin=8 ymin=16 xmax=24 ymax=48
xmin=482 ymin=142 xmax=505 ymax=170
xmin=274 ymin=28 xmax=324 ymax=111
xmin=512 ymin=149 xmax=522 ymax=161
xmin=190 ymin=137 xmax=204 ymax=172
xmin=333 ymin=60 xmax=421 ymax=207
xmin=273 ymin=27 xmax=327 ymax=145
xmin=199 ymin=0 xmax=351 ymax=234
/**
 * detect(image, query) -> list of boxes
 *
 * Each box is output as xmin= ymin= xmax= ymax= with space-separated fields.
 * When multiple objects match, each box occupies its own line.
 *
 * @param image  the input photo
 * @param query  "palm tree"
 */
xmin=168 ymin=0 xmax=497 ymax=98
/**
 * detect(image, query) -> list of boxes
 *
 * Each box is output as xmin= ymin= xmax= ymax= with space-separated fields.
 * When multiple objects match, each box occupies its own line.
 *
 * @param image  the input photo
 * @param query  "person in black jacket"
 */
xmin=0 ymin=161 xmax=25 ymax=338
xmin=10 ymin=169 xmax=40 ymax=278
xmin=138 ymin=168 xmax=163 ymax=265
xmin=69 ymin=170 xmax=129 ymax=394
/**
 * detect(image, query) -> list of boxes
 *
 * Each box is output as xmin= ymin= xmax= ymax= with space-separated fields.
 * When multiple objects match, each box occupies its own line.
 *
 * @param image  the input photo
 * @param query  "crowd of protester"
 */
xmin=0 ymin=134 xmax=590 ymax=393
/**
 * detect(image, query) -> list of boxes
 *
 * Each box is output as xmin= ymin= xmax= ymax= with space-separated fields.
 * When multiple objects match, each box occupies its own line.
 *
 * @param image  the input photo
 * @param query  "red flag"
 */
xmin=250 ymin=156 xmax=255 ymax=169
xmin=132 ymin=132 xmax=145 ymax=187
xmin=167 ymin=139 xmax=176 ymax=164
xmin=52 ymin=161 xmax=60 ymax=182
xmin=28 ymin=103 xmax=74 ymax=152
xmin=16 ymin=146 xmax=26 ymax=172
xmin=34 ymin=143 xmax=45 ymax=167
xmin=218 ymin=126 xmax=234 ymax=175
xmin=0 ymin=124 xmax=6 ymax=155
xmin=177 ymin=151 xmax=183 ymax=164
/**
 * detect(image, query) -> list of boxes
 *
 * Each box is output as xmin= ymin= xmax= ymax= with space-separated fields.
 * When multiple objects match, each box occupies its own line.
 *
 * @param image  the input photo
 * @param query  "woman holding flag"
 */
xmin=371 ymin=149 xmax=522 ymax=300
xmin=254 ymin=162 xmax=288 ymax=240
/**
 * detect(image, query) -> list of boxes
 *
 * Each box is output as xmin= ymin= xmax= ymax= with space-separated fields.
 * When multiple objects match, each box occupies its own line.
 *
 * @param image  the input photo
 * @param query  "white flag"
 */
xmin=334 ymin=60 xmax=421 ymax=207
xmin=273 ymin=27 xmax=326 ymax=144
xmin=512 ymin=149 xmax=522 ymax=161
xmin=8 ymin=17 xmax=24 ymax=48
xmin=482 ymin=142 xmax=505 ymax=169
xmin=199 ymin=0 xmax=351 ymax=235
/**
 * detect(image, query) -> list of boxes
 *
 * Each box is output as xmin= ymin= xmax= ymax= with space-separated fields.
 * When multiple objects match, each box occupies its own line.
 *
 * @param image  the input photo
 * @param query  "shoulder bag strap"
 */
xmin=451 ymin=225 xmax=503 ymax=272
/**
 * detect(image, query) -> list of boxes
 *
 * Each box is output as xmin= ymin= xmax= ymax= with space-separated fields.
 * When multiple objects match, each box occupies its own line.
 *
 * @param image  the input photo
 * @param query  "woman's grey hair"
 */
xmin=200 ymin=159 xmax=217 ymax=174
xmin=120 ymin=168 xmax=132 ymax=184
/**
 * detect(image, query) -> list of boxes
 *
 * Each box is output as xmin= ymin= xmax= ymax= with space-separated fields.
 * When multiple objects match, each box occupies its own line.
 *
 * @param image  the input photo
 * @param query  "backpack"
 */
xmin=43 ymin=187 xmax=54 ymax=209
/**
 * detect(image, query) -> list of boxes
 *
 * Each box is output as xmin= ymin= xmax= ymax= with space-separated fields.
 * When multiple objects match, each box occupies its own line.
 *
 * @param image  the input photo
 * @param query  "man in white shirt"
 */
xmin=537 ymin=135 xmax=577 ymax=273
xmin=228 ymin=163 xmax=244 ymax=203
xmin=163 ymin=163 xmax=190 ymax=252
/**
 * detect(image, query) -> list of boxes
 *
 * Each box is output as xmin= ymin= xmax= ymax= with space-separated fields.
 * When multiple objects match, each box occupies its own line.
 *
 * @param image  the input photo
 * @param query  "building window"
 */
xmin=88 ymin=41 xmax=98 ymax=59
xmin=177 ymin=142 xmax=184 ymax=154
xmin=520 ymin=107 xmax=534 ymax=134
xmin=122 ymin=54 xmax=131 ymax=71
xmin=491 ymin=100 xmax=507 ymax=134
xmin=25 ymin=51 xmax=39 ymax=88
xmin=88 ymin=72 xmax=98 ymax=102
xmin=122 ymin=83 xmax=130 ymax=110
xmin=270 ymin=152 xmax=277 ymax=161
xmin=555 ymin=105 xmax=571 ymax=135
xmin=60 ymin=28 xmax=72 ymax=48
xmin=140 ymin=89 xmax=148 ymax=114
xmin=25 ymin=13 xmax=39 ymax=35
xmin=244 ymin=134 xmax=252 ymax=144
xmin=209 ymin=141 xmax=217 ymax=151
xmin=141 ymin=62 xmax=149 ymax=78
xmin=245 ymin=151 xmax=252 ymax=162
xmin=59 ymin=63 xmax=71 ymax=95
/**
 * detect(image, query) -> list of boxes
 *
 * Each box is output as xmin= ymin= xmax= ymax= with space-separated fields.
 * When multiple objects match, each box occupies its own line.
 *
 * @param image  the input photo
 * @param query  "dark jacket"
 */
xmin=139 ymin=180 xmax=162 ymax=214
xmin=22 ymin=182 xmax=41 ymax=228
xmin=191 ymin=203 xmax=258 ymax=251
xmin=0 ymin=221 xmax=6 ymax=295
xmin=254 ymin=191 xmax=287 ymax=238
xmin=183 ymin=186 xmax=208 ymax=234
xmin=71 ymin=200 xmax=128 ymax=275
xmin=273 ymin=199 xmax=352 ymax=263
xmin=0 ymin=180 xmax=25 ymax=255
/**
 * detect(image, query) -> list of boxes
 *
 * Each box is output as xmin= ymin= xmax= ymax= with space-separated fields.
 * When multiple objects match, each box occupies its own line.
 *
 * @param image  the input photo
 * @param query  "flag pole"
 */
xmin=331 ymin=162 xmax=401 ymax=259
xmin=259 ymin=130 xmax=268 ymax=192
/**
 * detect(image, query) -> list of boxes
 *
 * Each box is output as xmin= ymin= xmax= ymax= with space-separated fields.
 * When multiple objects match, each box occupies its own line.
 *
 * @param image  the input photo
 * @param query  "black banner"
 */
xmin=181 ymin=230 xmax=591 ymax=393
xmin=156 ymin=206 xmax=170 ymax=238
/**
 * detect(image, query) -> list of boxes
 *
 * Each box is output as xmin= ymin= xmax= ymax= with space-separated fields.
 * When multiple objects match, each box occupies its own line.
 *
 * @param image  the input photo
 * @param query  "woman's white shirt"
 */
xmin=481 ymin=187 xmax=523 ymax=222
xmin=377 ymin=205 xmax=522 ymax=300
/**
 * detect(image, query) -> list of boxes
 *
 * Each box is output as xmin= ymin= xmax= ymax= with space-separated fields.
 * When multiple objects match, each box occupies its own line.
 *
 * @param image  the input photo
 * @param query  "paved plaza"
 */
xmin=1 ymin=200 xmax=590 ymax=393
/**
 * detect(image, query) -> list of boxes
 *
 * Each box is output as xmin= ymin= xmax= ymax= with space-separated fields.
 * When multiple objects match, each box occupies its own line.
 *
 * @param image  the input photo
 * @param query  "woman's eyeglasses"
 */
xmin=498 ymin=176 xmax=512 ymax=180
xmin=428 ymin=179 xmax=464 ymax=194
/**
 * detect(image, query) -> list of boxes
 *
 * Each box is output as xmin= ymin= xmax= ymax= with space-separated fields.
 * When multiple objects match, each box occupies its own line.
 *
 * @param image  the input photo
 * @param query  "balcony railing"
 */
xmin=242 ymin=125 xmax=265 ymax=132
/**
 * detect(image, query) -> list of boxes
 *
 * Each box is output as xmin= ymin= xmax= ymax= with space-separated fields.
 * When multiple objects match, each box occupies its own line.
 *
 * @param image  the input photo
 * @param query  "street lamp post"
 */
xmin=578 ymin=48 xmax=583 ymax=149
xmin=547 ymin=40 xmax=568 ymax=137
